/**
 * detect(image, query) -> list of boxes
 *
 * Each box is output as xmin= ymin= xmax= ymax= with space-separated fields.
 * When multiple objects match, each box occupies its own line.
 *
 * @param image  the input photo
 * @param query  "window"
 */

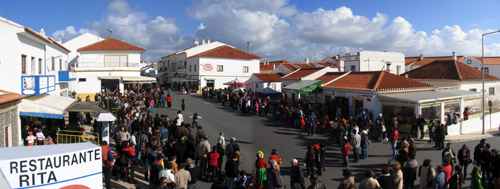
xmin=271 ymin=83 xmax=276 ymax=90
xmin=194 ymin=65 xmax=197 ymax=72
xmin=104 ymin=55 xmax=128 ymax=67
xmin=38 ymin=59 xmax=42 ymax=74
xmin=256 ymin=83 xmax=259 ymax=88
xmin=470 ymin=88 xmax=477 ymax=92
xmin=217 ymin=65 xmax=223 ymax=72
xmin=59 ymin=59 xmax=62 ymax=70
xmin=21 ymin=55 xmax=27 ymax=73
xmin=189 ymin=65 xmax=192 ymax=72
xmin=485 ymin=67 xmax=490 ymax=74
xmin=52 ymin=57 xmax=55 ymax=71
xmin=31 ymin=57 xmax=35 ymax=74
xmin=350 ymin=65 xmax=356 ymax=71
xmin=490 ymin=87 xmax=495 ymax=95
xmin=243 ymin=66 xmax=249 ymax=73
xmin=79 ymin=78 xmax=86 ymax=82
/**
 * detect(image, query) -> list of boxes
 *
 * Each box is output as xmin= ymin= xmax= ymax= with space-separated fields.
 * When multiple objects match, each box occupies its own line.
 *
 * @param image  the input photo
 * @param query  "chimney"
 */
xmin=193 ymin=39 xmax=199 ymax=46
xmin=339 ymin=60 xmax=345 ymax=72
xmin=419 ymin=53 xmax=424 ymax=61
xmin=207 ymin=38 xmax=211 ymax=43
xmin=273 ymin=63 xmax=276 ymax=69
xmin=202 ymin=38 xmax=206 ymax=44
xmin=57 ymin=38 xmax=62 ymax=43
xmin=40 ymin=28 xmax=45 ymax=36
xmin=452 ymin=51 xmax=457 ymax=60
xmin=305 ymin=58 xmax=309 ymax=63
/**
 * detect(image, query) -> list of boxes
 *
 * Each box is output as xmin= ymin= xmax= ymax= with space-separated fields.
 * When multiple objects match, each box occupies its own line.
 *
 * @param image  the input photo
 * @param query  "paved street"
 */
xmin=111 ymin=92 xmax=500 ymax=189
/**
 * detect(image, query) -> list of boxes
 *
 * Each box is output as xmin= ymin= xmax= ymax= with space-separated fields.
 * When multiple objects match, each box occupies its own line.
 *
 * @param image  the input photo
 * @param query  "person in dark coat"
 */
xmin=458 ymin=144 xmax=472 ymax=183
xmin=435 ymin=124 xmax=445 ymax=150
xmin=266 ymin=160 xmax=284 ymax=189
xmin=150 ymin=155 xmax=164 ymax=188
xmin=225 ymin=154 xmax=239 ymax=189
xmin=290 ymin=159 xmax=306 ymax=189
xmin=377 ymin=167 xmax=393 ymax=189
xmin=448 ymin=165 xmax=463 ymax=189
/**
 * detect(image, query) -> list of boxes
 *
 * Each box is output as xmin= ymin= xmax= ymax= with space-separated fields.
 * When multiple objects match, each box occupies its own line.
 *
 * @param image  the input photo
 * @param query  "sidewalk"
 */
xmin=413 ymin=129 xmax=499 ymax=142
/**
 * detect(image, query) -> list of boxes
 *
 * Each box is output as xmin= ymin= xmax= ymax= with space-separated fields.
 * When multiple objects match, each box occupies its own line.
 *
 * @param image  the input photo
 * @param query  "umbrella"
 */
xmin=223 ymin=78 xmax=250 ymax=86
xmin=96 ymin=112 xmax=116 ymax=122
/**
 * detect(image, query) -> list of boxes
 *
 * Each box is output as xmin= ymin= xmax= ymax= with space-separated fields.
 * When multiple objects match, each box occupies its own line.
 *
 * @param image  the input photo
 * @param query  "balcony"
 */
xmin=21 ymin=75 xmax=56 ymax=95
xmin=58 ymin=71 xmax=76 ymax=82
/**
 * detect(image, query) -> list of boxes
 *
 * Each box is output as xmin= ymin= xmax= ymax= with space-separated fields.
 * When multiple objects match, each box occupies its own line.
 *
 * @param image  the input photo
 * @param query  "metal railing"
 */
xmin=76 ymin=62 xmax=140 ymax=68
xmin=57 ymin=130 xmax=100 ymax=145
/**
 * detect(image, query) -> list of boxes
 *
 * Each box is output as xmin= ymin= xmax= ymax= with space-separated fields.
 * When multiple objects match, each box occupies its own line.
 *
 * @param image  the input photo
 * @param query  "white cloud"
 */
xmin=50 ymin=0 xmax=500 ymax=62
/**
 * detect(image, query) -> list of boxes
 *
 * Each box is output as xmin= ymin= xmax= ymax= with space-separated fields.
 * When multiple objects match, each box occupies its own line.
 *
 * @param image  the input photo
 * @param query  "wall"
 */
xmin=0 ymin=101 xmax=21 ymax=147
xmin=343 ymin=51 xmax=405 ymax=74
xmin=448 ymin=111 xmax=500 ymax=136
xmin=73 ymin=71 xmax=140 ymax=94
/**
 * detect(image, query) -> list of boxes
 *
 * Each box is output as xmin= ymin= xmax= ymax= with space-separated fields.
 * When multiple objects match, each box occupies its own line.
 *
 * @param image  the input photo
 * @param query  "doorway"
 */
xmin=101 ymin=79 xmax=119 ymax=93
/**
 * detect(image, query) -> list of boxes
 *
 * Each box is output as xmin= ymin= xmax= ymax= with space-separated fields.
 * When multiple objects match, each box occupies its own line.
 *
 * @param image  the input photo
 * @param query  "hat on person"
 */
xmin=362 ymin=130 xmax=368 ymax=135
xmin=231 ymin=137 xmax=236 ymax=141
xmin=29 ymin=132 xmax=33 ymax=135
xmin=257 ymin=151 xmax=264 ymax=159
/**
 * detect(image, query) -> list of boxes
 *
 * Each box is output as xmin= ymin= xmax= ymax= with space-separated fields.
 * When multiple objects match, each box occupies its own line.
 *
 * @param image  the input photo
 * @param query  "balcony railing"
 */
xmin=21 ymin=75 xmax=56 ymax=95
xmin=75 ymin=62 xmax=140 ymax=68
xmin=58 ymin=71 xmax=76 ymax=82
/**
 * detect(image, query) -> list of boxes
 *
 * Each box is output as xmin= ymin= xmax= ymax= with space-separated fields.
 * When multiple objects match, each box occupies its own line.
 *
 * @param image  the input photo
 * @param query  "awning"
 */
xmin=283 ymin=80 xmax=322 ymax=94
xmin=96 ymin=112 xmax=116 ymax=122
xmin=19 ymin=94 xmax=76 ymax=119
xmin=99 ymin=76 xmax=121 ymax=80
xmin=121 ymin=76 xmax=157 ymax=83
xmin=379 ymin=89 xmax=481 ymax=103
xmin=66 ymin=102 xmax=110 ymax=113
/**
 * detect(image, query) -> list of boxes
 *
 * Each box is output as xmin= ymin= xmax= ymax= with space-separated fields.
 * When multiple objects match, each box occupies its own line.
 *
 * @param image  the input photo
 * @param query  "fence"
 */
xmin=57 ymin=130 xmax=100 ymax=145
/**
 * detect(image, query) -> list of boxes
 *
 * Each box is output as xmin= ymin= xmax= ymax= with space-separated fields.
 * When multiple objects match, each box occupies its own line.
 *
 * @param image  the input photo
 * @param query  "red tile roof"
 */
xmin=315 ymin=72 xmax=344 ymax=83
xmin=190 ymin=45 xmax=261 ymax=59
xmin=472 ymin=56 xmax=500 ymax=65
xmin=404 ymin=60 xmax=499 ymax=81
xmin=281 ymin=63 xmax=298 ymax=71
xmin=322 ymin=71 xmax=434 ymax=91
xmin=77 ymin=38 xmax=146 ymax=52
xmin=23 ymin=27 xmax=51 ymax=43
xmin=406 ymin=56 xmax=465 ymax=66
xmin=260 ymin=60 xmax=289 ymax=71
xmin=0 ymin=89 xmax=25 ymax=104
xmin=254 ymin=73 xmax=282 ymax=82
xmin=282 ymin=68 xmax=322 ymax=80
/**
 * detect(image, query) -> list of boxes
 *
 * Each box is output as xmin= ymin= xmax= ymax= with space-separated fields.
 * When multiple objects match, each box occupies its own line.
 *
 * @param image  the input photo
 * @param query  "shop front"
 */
xmin=283 ymin=80 xmax=322 ymax=105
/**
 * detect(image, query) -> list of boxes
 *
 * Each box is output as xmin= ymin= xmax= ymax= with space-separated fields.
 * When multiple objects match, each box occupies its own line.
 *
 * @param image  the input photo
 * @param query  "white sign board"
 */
xmin=0 ymin=143 xmax=102 ymax=189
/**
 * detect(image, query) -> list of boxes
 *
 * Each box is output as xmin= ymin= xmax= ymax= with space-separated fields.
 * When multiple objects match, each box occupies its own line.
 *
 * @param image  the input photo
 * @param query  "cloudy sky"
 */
xmin=2 ymin=0 xmax=500 ymax=62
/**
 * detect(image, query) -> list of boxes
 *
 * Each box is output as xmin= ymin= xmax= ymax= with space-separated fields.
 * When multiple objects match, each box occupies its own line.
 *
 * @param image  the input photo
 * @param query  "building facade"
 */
xmin=160 ymin=40 xmax=261 ymax=90
xmin=0 ymin=17 xmax=73 ymax=97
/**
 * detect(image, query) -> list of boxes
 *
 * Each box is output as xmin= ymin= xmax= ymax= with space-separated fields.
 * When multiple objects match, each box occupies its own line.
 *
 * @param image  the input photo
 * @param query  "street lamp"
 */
xmin=481 ymin=30 xmax=500 ymax=134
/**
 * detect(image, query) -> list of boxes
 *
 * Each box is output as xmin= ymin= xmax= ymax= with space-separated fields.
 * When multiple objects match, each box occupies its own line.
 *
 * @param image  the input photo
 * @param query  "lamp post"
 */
xmin=481 ymin=30 xmax=500 ymax=134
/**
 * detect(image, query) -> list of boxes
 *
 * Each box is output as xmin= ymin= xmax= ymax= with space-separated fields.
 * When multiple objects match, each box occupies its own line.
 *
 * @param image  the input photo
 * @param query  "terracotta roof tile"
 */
xmin=47 ymin=37 xmax=71 ymax=52
xmin=0 ymin=89 xmax=25 ymax=104
xmin=323 ymin=71 xmax=434 ymax=91
xmin=406 ymin=56 xmax=465 ymax=67
xmin=282 ymin=68 xmax=322 ymax=80
xmin=254 ymin=73 xmax=282 ymax=82
xmin=472 ymin=56 xmax=500 ymax=65
xmin=77 ymin=38 xmax=146 ymax=52
xmin=312 ymin=62 xmax=338 ymax=68
xmin=23 ymin=27 xmax=51 ymax=43
xmin=404 ymin=60 xmax=499 ymax=81
xmin=281 ymin=63 xmax=298 ymax=71
xmin=260 ymin=60 xmax=289 ymax=71
xmin=315 ymin=72 xmax=344 ymax=83
xmin=190 ymin=45 xmax=261 ymax=59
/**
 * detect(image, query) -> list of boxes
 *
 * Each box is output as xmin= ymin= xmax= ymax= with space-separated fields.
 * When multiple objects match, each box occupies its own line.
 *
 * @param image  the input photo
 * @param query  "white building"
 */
xmin=405 ymin=52 xmax=465 ymax=72
xmin=405 ymin=59 xmax=500 ymax=118
xmin=246 ymin=73 xmax=283 ymax=98
xmin=460 ymin=56 xmax=500 ymax=78
xmin=335 ymin=50 xmax=405 ymax=74
xmin=0 ymin=17 xmax=73 ymax=96
xmin=65 ymin=36 xmax=154 ymax=99
xmin=160 ymin=40 xmax=261 ymax=90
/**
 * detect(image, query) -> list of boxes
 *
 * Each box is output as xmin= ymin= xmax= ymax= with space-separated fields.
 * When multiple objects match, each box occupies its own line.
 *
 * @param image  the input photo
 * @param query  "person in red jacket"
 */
xmin=166 ymin=95 xmax=173 ymax=108
xmin=121 ymin=141 xmax=136 ymax=184
xmin=389 ymin=128 xmax=399 ymax=155
xmin=208 ymin=146 xmax=220 ymax=182
xmin=342 ymin=136 xmax=351 ymax=167
xmin=255 ymin=151 xmax=267 ymax=188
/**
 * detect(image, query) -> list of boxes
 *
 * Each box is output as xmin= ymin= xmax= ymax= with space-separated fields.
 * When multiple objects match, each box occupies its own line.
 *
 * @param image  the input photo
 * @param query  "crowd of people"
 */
xmin=94 ymin=84 xmax=500 ymax=189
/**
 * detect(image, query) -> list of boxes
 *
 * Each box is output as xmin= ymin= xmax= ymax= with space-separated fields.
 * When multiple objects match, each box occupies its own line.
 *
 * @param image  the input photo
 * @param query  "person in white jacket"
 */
xmin=176 ymin=110 xmax=184 ymax=126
